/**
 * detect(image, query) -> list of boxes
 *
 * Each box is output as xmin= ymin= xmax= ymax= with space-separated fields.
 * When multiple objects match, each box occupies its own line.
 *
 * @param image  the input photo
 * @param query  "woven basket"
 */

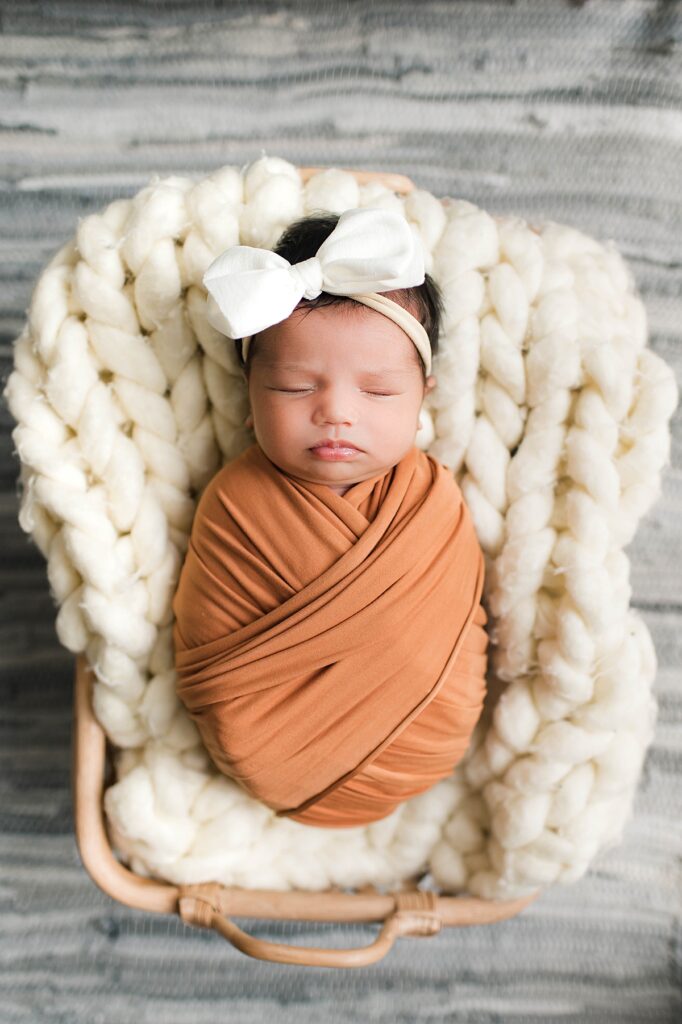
xmin=70 ymin=166 xmax=538 ymax=965
xmin=8 ymin=161 xmax=674 ymax=967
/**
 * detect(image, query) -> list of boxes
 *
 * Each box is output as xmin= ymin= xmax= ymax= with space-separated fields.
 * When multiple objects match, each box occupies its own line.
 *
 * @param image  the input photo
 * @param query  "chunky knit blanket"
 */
xmin=4 ymin=155 xmax=678 ymax=900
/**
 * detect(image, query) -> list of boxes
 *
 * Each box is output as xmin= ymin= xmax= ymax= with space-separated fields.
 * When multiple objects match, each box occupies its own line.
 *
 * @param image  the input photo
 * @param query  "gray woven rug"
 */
xmin=1 ymin=2 xmax=680 ymax=1020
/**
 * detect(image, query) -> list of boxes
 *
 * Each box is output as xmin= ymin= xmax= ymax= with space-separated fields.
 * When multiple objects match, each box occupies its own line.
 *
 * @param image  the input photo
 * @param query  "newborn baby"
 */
xmin=172 ymin=206 xmax=489 ymax=829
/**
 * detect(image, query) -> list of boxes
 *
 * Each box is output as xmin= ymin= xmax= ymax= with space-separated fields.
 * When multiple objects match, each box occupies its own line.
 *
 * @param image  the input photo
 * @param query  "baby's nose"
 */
xmin=316 ymin=387 xmax=357 ymax=424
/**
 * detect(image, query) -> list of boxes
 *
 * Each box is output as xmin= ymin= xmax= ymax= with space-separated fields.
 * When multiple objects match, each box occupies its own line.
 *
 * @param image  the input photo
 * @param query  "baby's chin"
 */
xmin=284 ymin=457 xmax=399 ymax=494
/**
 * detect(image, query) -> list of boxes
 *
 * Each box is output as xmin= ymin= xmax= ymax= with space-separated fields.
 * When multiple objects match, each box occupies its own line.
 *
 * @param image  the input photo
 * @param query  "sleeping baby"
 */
xmin=171 ymin=206 xmax=489 ymax=829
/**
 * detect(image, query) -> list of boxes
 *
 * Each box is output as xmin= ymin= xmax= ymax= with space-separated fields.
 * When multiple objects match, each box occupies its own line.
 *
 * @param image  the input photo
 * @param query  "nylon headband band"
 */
xmin=240 ymin=292 xmax=432 ymax=377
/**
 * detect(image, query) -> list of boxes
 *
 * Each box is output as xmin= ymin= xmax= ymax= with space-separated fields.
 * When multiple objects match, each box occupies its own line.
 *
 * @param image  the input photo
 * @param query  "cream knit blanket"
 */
xmin=4 ymin=155 xmax=678 ymax=900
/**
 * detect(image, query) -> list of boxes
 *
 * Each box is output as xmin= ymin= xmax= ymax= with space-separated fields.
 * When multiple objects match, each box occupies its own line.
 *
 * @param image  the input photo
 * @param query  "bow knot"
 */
xmin=290 ymin=256 xmax=324 ymax=300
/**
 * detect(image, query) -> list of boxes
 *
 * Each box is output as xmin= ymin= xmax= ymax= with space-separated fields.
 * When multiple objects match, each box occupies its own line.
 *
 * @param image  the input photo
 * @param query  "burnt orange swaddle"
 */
xmin=172 ymin=441 xmax=489 ymax=828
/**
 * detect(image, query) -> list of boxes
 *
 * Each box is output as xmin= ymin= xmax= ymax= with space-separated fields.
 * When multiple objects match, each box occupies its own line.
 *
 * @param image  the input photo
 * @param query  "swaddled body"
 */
xmin=172 ymin=206 xmax=489 ymax=828
xmin=172 ymin=440 xmax=488 ymax=827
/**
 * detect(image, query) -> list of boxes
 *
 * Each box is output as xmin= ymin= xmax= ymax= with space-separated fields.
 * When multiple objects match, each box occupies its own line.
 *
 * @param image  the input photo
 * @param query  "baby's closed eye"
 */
xmin=268 ymin=387 xmax=399 ymax=397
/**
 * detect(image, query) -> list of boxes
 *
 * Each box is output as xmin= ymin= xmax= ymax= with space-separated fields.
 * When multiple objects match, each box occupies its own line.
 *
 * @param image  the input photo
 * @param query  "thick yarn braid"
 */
xmin=4 ymin=155 xmax=677 ymax=898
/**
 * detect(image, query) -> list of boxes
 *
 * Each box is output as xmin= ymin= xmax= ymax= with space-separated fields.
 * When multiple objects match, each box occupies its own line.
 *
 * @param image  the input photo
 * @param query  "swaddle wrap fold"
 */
xmin=172 ymin=443 xmax=489 ymax=828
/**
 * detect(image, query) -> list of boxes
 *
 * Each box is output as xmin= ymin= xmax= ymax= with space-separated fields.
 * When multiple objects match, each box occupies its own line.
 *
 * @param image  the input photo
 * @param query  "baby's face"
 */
xmin=245 ymin=301 xmax=435 ymax=495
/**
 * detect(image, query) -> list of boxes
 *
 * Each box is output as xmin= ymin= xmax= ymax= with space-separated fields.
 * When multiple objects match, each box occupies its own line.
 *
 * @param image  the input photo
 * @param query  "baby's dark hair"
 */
xmin=234 ymin=211 xmax=444 ymax=381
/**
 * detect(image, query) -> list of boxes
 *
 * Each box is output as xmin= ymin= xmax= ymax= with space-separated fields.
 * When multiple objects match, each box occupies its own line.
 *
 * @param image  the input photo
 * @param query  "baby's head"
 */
xmin=236 ymin=213 xmax=444 ymax=495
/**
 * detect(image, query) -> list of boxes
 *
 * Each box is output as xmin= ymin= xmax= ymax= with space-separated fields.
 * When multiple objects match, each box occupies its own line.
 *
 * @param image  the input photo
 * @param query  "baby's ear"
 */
xmin=424 ymin=374 xmax=437 ymax=395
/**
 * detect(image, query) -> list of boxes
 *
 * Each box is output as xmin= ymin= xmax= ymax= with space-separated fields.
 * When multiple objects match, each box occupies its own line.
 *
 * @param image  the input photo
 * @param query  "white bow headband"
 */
xmin=202 ymin=206 xmax=432 ymax=376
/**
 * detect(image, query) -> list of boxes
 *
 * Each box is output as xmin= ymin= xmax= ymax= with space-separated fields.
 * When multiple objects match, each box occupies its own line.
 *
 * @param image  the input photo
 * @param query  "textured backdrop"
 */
xmin=1 ymin=1 xmax=681 ymax=1021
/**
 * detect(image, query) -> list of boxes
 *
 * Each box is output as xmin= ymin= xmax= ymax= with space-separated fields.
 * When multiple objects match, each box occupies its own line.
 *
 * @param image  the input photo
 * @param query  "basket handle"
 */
xmin=298 ymin=165 xmax=415 ymax=195
xmin=178 ymin=885 xmax=441 ymax=968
